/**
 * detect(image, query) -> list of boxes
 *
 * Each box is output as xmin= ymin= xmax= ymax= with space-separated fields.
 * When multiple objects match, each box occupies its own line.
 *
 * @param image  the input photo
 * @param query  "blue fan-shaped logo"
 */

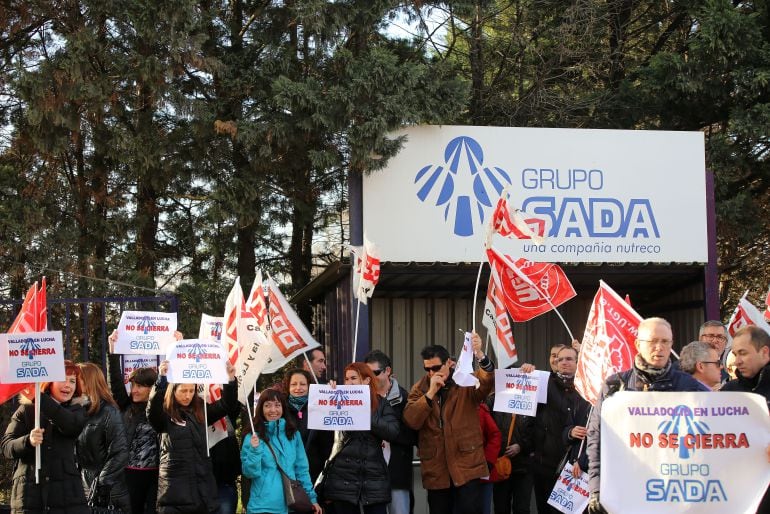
xmin=137 ymin=316 xmax=156 ymax=335
xmin=415 ymin=136 xmax=512 ymax=237
xmin=19 ymin=338 xmax=42 ymax=359
xmin=188 ymin=343 xmax=206 ymax=363
xmin=330 ymin=389 xmax=349 ymax=410
xmin=657 ymin=405 xmax=710 ymax=459
xmin=514 ymin=374 xmax=533 ymax=393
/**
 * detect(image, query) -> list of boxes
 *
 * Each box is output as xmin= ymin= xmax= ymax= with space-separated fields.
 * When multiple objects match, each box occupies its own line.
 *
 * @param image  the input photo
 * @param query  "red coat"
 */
xmin=478 ymin=403 xmax=502 ymax=483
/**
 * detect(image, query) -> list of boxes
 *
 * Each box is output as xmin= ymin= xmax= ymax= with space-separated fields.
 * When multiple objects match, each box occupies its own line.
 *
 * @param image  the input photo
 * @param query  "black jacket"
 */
xmin=76 ymin=402 xmax=131 ymax=512
xmin=107 ymin=354 xmax=158 ymax=467
xmin=2 ymin=393 xmax=89 ymax=514
xmin=721 ymin=363 xmax=770 ymax=406
xmin=486 ymin=396 xmax=534 ymax=474
xmin=586 ymin=363 xmax=708 ymax=494
xmin=383 ymin=379 xmax=417 ymax=490
xmin=287 ymin=400 xmax=334 ymax=484
xmin=147 ymin=377 xmax=237 ymax=514
xmin=321 ymin=396 xmax=400 ymax=506
xmin=530 ymin=373 xmax=590 ymax=474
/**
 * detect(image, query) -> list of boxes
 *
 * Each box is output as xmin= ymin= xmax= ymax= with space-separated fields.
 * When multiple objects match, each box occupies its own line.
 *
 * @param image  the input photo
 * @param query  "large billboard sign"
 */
xmin=363 ymin=126 xmax=706 ymax=263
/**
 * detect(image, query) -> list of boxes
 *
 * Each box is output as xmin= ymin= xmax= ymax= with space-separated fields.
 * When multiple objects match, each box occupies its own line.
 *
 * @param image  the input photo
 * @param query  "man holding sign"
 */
xmin=403 ymin=332 xmax=495 ymax=514
xmin=586 ymin=317 xmax=708 ymax=514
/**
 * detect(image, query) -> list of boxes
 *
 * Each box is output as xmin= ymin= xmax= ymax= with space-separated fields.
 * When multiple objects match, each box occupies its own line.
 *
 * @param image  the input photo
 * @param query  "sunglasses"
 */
xmin=423 ymin=364 xmax=445 ymax=373
xmin=371 ymin=368 xmax=385 ymax=376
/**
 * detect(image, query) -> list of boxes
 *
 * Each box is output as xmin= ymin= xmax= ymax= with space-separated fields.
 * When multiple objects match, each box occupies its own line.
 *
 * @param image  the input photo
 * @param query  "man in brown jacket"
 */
xmin=403 ymin=332 xmax=495 ymax=514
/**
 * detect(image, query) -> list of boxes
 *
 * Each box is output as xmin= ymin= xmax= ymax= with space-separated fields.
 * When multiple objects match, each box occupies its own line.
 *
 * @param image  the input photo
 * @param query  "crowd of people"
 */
xmin=1 ymin=318 xmax=768 ymax=514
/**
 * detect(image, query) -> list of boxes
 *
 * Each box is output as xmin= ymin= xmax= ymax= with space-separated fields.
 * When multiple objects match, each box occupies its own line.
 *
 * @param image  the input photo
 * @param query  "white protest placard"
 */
xmin=0 ymin=331 xmax=65 ymax=383
xmin=600 ymin=391 xmax=770 ymax=514
xmin=115 ymin=311 xmax=177 ymax=355
xmin=547 ymin=462 xmax=591 ymax=514
xmin=121 ymin=355 xmax=160 ymax=393
xmin=165 ymin=339 xmax=229 ymax=385
xmin=307 ymin=384 xmax=371 ymax=431
xmin=492 ymin=369 xmax=550 ymax=416
xmin=198 ymin=314 xmax=223 ymax=343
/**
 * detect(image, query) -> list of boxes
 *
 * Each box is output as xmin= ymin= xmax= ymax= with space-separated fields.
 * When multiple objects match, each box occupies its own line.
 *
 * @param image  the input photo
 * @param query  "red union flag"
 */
xmin=1 ymin=280 xmax=47 ymax=403
xmin=264 ymin=277 xmax=320 ymax=373
xmin=487 ymin=191 xmax=546 ymax=244
xmin=574 ymin=281 xmax=642 ymax=405
xmin=486 ymin=247 xmax=576 ymax=322
xmin=727 ymin=296 xmax=770 ymax=337
xmin=352 ymin=236 xmax=381 ymax=304
xmin=481 ymin=276 xmax=518 ymax=368
xmin=223 ymin=277 xmax=246 ymax=366
xmin=764 ymin=286 xmax=770 ymax=321
xmin=245 ymin=270 xmax=269 ymax=333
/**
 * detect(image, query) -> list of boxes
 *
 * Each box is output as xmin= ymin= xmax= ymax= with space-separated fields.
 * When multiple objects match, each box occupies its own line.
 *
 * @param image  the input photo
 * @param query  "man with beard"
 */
xmin=586 ymin=317 xmax=708 ymax=514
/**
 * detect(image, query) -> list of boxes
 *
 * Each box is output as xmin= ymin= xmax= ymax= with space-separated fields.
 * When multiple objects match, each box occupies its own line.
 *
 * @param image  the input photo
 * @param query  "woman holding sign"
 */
xmin=147 ymin=359 xmax=237 ymax=514
xmin=76 ymin=362 xmax=132 ymax=513
xmin=241 ymin=388 xmax=322 ymax=514
xmin=318 ymin=362 xmax=400 ymax=514
xmin=1 ymin=360 xmax=90 ymax=514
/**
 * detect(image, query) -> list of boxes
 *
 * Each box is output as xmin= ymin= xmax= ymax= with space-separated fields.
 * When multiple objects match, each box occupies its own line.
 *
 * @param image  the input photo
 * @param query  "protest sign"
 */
xmin=307 ymin=384 xmax=371 ymax=431
xmin=600 ymin=391 xmax=770 ymax=514
xmin=547 ymin=462 xmax=590 ymax=514
xmin=0 ymin=331 xmax=65 ymax=383
xmin=165 ymin=339 xmax=228 ymax=385
xmin=492 ymin=369 xmax=549 ymax=416
xmin=120 ymin=354 xmax=160 ymax=393
xmin=115 ymin=311 xmax=177 ymax=355
xmin=198 ymin=314 xmax=224 ymax=343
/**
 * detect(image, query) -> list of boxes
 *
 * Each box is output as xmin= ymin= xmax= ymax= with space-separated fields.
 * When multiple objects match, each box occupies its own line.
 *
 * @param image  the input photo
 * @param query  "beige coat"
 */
xmin=403 ymin=367 xmax=494 ymax=489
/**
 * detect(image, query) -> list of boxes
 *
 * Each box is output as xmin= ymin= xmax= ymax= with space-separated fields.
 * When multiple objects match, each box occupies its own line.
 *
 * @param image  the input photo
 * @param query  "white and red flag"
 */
xmin=574 ymin=281 xmax=642 ymax=405
xmin=0 ymin=280 xmax=47 ymax=403
xmin=485 ymin=188 xmax=546 ymax=247
xmin=486 ymin=247 xmax=576 ymax=322
xmin=351 ymin=236 xmax=381 ymax=304
xmin=727 ymin=295 xmax=770 ymax=337
xmin=223 ymin=277 xmax=245 ymax=366
xmin=764 ymin=285 xmax=770 ymax=321
xmin=481 ymin=276 xmax=518 ymax=368
xmin=263 ymin=277 xmax=320 ymax=373
xmin=245 ymin=270 xmax=270 ymax=333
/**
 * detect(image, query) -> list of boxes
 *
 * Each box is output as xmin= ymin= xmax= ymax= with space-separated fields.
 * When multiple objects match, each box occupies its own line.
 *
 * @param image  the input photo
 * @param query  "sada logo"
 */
xmin=188 ymin=343 xmax=206 ymax=363
xmin=137 ymin=316 xmax=156 ymax=334
xmin=330 ymin=389 xmax=349 ymax=410
xmin=657 ymin=405 xmax=709 ymax=459
xmin=415 ymin=136 xmax=511 ymax=237
xmin=19 ymin=338 xmax=41 ymax=359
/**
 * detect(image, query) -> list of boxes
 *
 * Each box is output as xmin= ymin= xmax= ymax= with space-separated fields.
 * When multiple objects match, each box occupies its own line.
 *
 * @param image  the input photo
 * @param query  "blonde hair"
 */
xmin=77 ymin=362 xmax=118 ymax=415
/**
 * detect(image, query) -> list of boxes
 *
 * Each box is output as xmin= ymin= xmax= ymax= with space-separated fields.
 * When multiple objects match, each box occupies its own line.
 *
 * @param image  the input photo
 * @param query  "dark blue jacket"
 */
xmin=586 ymin=363 xmax=709 ymax=494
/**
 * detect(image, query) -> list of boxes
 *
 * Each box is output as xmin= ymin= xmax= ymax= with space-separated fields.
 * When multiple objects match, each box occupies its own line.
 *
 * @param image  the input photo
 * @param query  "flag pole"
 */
xmin=304 ymin=353 xmax=319 ymax=384
xmin=34 ymin=383 xmax=41 ymax=484
xmin=576 ymin=406 xmax=593 ymax=458
xmin=203 ymin=385 xmax=210 ymax=457
xmin=472 ymin=261 xmax=484 ymax=333
xmin=492 ymin=247 xmax=575 ymax=341
xmin=352 ymin=299 xmax=362 ymax=362
xmin=245 ymin=397 xmax=256 ymax=435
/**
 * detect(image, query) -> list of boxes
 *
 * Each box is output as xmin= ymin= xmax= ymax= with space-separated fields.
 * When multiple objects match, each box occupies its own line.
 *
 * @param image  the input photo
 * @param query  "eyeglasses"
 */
xmin=637 ymin=339 xmax=673 ymax=347
xmin=701 ymin=334 xmax=727 ymax=342
xmin=700 ymin=360 xmax=723 ymax=367
xmin=371 ymin=368 xmax=385 ymax=376
xmin=423 ymin=364 xmax=445 ymax=373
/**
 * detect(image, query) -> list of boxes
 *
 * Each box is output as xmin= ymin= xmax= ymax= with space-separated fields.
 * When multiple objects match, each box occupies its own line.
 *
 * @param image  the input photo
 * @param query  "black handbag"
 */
xmin=87 ymin=482 xmax=124 ymax=514
xmin=265 ymin=440 xmax=314 ymax=513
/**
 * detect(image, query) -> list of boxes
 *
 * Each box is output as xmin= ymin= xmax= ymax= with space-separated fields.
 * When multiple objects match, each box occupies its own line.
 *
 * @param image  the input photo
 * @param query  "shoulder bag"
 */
xmin=265 ymin=439 xmax=314 ymax=513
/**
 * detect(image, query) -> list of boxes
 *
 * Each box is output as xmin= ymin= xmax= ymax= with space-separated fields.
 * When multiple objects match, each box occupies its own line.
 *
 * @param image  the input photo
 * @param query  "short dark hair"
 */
xmin=699 ymin=320 xmax=725 ymax=337
xmin=306 ymin=348 xmax=325 ymax=361
xmin=734 ymin=325 xmax=770 ymax=351
xmin=129 ymin=367 xmax=158 ymax=387
xmin=420 ymin=345 xmax=450 ymax=363
xmin=557 ymin=346 xmax=578 ymax=360
xmin=363 ymin=349 xmax=392 ymax=370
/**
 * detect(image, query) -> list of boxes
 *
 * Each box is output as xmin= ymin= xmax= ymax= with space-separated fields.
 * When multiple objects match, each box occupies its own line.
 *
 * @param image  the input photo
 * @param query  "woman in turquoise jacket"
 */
xmin=241 ymin=389 xmax=321 ymax=514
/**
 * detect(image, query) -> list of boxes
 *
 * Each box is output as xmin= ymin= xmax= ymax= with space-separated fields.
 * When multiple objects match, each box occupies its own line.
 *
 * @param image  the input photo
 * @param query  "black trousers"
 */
xmin=531 ymin=468 xmax=561 ymax=514
xmin=428 ymin=478 xmax=483 ymax=514
xmin=493 ymin=471 xmax=533 ymax=514
xmin=124 ymin=468 xmax=159 ymax=514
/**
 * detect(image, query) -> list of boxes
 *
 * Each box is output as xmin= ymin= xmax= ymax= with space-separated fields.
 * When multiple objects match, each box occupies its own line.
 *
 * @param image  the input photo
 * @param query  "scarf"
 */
xmin=288 ymin=394 xmax=308 ymax=413
xmin=634 ymin=353 xmax=671 ymax=383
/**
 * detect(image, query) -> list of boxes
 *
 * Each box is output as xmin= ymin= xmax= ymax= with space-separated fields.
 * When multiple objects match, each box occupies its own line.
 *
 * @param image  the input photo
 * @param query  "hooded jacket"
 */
xmin=76 ymin=401 xmax=131 ymax=512
xmin=147 ymin=377 xmax=237 ymax=514
xmin=2 ymin=393 xmax=89 ymax=514
xmin=240 ymin=418 xmax=317 ymax=514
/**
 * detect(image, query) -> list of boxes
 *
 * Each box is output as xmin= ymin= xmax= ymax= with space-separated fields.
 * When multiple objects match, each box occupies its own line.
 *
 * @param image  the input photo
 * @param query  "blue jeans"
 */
xmin=217 ymin=483 xmax=237 ymax=514
xmin=389 ymin=489 xmax=411 ymax=514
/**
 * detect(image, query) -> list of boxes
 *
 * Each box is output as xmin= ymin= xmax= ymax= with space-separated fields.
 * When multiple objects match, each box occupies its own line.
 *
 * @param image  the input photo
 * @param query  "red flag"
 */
xmin=764 ymin=286 xmax=770 ymax=321
xmin=574 ymin=281 xmax=642 ymax=405
xmin=727 ymin=297 xmax=770 ymax=337
xmin=481 ymin=277 xmax=518 ymax=368
xmin=0 ymin=282 xmax=44 ymax=403
xmin=487 ymin=193 xmax=546 ymax=243
xmin=486 ymin=247 xmax=576 ymax=322
xmin=352 ymin=236 xmax=381 ymax=304
xmin=245 ymin=271 xmax=269 ymax=333
xmin=223 ymin=278 xmax=246 ymax=367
